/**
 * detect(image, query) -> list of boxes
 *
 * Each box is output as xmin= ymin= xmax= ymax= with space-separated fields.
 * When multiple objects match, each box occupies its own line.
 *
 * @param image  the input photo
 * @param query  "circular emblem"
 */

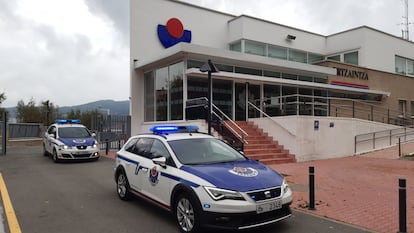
xmin=149 ymin=166 xmax=159 ymax=185
xmin=229 ymin=167 xmax=258 ymax=177
xmin=166 ymin=18 xmax=184 ymax=38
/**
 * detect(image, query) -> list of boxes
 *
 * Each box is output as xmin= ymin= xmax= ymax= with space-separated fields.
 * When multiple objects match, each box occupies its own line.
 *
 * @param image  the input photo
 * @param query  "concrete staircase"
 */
xmin=235 ymin=121 xmax=296 ymax=165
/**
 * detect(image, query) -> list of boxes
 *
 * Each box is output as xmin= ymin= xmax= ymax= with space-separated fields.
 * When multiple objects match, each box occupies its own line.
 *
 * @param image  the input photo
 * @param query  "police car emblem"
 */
xmin=149 ymin=166 xmax=159 ymax=185
xmin=229 ymin=167 xmax=258 ymax=177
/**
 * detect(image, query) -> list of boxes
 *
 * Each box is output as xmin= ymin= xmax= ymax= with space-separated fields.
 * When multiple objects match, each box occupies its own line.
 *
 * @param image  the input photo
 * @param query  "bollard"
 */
xmin=118 ymin=140 xmax=121 ymax=150
xmin=105 ymin=139 xmax=109 ymax=155
xmin=398 ymin=137 xmax=402 ymax=157
xmin=398 ymin=178 xmax=407 ymax=233
xmin=309 ymin=166 xmax=316 ymax=210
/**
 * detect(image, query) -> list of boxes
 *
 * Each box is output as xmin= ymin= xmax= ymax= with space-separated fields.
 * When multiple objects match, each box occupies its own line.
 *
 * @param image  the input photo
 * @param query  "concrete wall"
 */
xmin=252 ymin=116 xmax=400 ymax=161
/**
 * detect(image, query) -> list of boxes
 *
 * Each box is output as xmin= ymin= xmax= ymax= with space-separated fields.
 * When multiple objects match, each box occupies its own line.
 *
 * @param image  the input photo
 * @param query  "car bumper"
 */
xmin=57 ymin=148 xmax=100 ymax=160
xmin=200 ymin=203 xmax=292 ymax=230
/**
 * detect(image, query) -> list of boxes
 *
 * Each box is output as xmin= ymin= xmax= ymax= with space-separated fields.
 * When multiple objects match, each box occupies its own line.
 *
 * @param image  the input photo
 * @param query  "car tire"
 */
xmin=42 ymin=144 xmax=48 ymax=156
xmin=116 ymin=170 xmax=132 ymax=201
xmin=52 ymin=149 xmax=59 ymax=163
xmin=174 ymin=193 xmax=201 ymax=233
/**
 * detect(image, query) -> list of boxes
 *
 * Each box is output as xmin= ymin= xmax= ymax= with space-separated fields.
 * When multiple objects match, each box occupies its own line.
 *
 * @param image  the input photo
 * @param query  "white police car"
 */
xmin=43 ymin=119 xmax=100 ymax=162
xmin=114 ymin=125 xmax=292 ymax=233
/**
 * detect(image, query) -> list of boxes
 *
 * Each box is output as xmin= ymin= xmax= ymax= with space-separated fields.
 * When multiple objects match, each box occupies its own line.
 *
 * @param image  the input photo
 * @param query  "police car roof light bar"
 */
xmin=150 ymin=125 xmax=199 ymax=134
xmin=55 ymin=119 xmax=81 ymax=124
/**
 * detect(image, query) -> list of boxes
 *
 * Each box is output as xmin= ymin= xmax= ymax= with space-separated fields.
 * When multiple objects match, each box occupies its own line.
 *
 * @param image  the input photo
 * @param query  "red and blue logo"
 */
xmin=157 ymin=18 xmax=191 ymax=48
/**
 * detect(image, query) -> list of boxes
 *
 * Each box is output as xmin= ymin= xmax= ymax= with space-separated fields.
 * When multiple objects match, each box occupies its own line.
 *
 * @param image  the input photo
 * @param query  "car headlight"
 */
xmin=282 ymin=179 xmax=290 ymax=194
xmin=204 ymin=186 xmax=245 ymax=201
xmin=59 ymin=145 xmax=70 ymax=150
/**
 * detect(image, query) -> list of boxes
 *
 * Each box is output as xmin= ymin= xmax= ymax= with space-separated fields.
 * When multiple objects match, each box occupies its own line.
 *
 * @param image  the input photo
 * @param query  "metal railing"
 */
xmin=355 ymin=127 xmax=414 ymax=154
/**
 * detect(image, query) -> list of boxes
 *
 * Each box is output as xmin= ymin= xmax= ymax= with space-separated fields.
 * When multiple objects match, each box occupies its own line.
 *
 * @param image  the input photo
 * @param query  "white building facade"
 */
xmin=130 ymin=0 xmax=414 ymax=160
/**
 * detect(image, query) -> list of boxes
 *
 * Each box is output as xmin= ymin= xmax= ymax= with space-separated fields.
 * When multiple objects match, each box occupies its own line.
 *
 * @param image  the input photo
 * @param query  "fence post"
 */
xmin=105 ymin=139 xmax=109 ymax=155
xmin=1 ymin=111 xmax=6 ymax=155
xmin=398 ymin=178 xmax=407 ymax=233
xmin=308 ymin=166 xmax=316 ymax=210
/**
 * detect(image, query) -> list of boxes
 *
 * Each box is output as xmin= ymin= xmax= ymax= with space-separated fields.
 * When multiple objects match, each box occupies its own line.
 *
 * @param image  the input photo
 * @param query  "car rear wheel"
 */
xmin=174 ymin=193 xmax=201 ymax=233
xmin=116 ymin=170 xmax=132 ymax=201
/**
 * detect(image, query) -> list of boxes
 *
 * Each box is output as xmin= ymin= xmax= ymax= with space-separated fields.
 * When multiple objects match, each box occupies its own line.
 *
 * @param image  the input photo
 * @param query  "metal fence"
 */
xmin=8 ymin=123 xmax=43 ymax=139
xmin=90 ymin=115 xmax=131 ymax=151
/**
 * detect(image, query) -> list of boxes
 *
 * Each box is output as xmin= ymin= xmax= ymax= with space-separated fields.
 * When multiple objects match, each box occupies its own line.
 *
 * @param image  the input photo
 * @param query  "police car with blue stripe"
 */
xmin=43 ymin=119 xmax=100 ymax=162
xmin=115 ymin=125 xmax=292 ymax=233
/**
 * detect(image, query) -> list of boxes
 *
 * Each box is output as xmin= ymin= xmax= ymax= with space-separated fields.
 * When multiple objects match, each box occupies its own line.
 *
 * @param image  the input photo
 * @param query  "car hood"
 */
xmin=58 ymin=137 xmax=95 ymax=147
xmin=180 ymin=160 xmax=284 ymax=192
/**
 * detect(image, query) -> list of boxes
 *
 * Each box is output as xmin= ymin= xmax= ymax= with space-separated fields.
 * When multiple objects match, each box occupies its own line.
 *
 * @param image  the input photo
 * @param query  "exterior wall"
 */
xmin=228 ymin=16 xmax=327 ymax=53
xmin=252 ymin=116 xmax=401 ymax=161
xmin=319 ymin=61 xmax=414 ymax=118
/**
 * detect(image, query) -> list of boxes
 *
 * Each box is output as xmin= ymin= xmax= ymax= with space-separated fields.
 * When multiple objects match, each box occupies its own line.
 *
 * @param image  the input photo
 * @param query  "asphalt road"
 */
xmin=0 ymin=147 xmax=371 ymax=233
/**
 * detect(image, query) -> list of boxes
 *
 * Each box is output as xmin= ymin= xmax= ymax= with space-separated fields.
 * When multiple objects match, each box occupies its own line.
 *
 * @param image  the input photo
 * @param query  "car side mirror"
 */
xmin=50 ymin=133 xmax=56 ymax=139
xmin=152 ymin=156 xmax=167 ymax=168
xmin=92 ymin=132 xmax=96 ymax=137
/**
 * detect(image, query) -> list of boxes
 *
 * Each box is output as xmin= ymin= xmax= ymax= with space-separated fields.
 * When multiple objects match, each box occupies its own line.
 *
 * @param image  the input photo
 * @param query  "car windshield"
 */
xmin=168 ymin=138 xmax=246 ymax=165
xmin=58 ymin=127 xmax=91 ymax=138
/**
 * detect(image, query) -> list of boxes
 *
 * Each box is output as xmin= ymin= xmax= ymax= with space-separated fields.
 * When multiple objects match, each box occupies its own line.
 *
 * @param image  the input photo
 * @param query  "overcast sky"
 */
xmin=0 ymin=0 xmax=412 ymax=108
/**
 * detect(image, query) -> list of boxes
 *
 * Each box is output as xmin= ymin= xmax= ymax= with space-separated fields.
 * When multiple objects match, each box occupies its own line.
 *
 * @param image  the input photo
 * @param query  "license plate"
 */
xmin=256 ymin=199 xmax=282 ymax=214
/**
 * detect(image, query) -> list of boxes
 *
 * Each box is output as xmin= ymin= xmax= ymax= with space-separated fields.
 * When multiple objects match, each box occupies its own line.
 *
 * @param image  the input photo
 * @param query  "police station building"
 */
xmin=130 ymin=0 xmax=414 ymax=161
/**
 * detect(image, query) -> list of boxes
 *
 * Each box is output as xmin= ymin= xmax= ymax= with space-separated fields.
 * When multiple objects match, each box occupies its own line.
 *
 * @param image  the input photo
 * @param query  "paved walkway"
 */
xmin=101 ymin=143 xmax=414 ymax=233
xmin=272 ymin=143 xmax=414 ymax=233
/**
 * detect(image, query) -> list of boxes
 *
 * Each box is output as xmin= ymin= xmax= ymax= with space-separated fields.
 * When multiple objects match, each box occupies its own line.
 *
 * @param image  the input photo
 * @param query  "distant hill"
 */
xmin=59 ymin=99 xmax=130 ymax=115
xmin=5 ymin=99 xmax=130 ymax=119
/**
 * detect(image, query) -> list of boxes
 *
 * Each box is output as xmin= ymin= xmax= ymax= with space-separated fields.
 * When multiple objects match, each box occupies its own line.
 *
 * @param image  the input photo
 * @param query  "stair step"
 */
xmin=259 ymin=157 xmax=296 ymax=165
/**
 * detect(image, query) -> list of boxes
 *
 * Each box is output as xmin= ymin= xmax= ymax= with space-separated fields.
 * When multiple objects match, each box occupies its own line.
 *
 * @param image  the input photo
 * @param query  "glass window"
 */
xmin=407 ymin=59 xmax=414 ymax=76
xmin=282 ymin=86 xmax=298 ymax=115
xmin=264 ymin=84 xmax=281 ymax=116
xmin=327 ymin=55 xmax=340 ymax=61
xmin=395 ymin=56 xmax=406 ymax=75
xmin=135 ymin=138 xmax=154 ymax=158
xmin=308 ymin=53 xmax=324 ymax=63
xmin=344 ymin=51 xmax=359 ymax=65
xmin=399 ymin=100 xmax=407 ymax=116
xmin=155 ymin=67 xmax=168 ymax=121
xmin=244 ymin=41 xmax=266 ymax=56
xmin=299 ymin=75 xmax=313 ymax=82
xmin=230 ymin=41 xmax=242 ymax=52
xmin=213 ymin=79 xmax=233 ymax=118
xmin=268 ymin=45 xmax=287 ymax=60
xmin=263 ymin=70 xmax=281 ymax=78
xmin=314 ymin=77 xmax=328 ymax=84
xmin=144 ymin=71 xmax=155 ymax=121
xmin=282 ymin=73 xmax=297 ymax=80
xmin=169 ymin=62 xmax=183 ymax=120
xmin=411 ymin=101 xmax=414 ymax=116
xmin=125 ymin=138 xmax=139 ymax=153
xmin=235 ymin=66 xmax=262 ymax=76
xmin=288 ymin=49 xmax=307 ymax=63
xmin=187 ymin=60 xmax=204 ymax=69
xmin=216 ymin=64 xmax=233 ymax=72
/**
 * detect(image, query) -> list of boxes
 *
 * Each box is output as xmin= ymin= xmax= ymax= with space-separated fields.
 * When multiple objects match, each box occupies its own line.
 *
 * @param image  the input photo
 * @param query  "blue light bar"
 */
xmin=150 ymin=125 xmax=199 ymax=134
xmin=55 ymin=119 xmax=81 ymax=124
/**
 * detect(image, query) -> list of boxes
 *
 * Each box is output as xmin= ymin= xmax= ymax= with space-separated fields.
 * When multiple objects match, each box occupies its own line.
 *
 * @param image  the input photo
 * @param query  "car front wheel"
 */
xmin=52 ymin=149 xmax=59 ymax=163
xmin=174 ymin=193 xmax=201 ymax=233
xmin=116 ymin=170 xmax=132 ymax=201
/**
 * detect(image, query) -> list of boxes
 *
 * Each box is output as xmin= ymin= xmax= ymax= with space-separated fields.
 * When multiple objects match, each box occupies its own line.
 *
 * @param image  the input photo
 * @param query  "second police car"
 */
xmin=43 ymin=119 xmax=100 ymax=162
xmin=115 ymin=126 xmax=292 ymax=233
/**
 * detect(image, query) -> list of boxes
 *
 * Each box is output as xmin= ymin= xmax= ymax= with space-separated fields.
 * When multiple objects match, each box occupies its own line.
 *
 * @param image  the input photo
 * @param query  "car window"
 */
xmin=149 ymin=139 xmax=176 ymax=167
xmin=58 ymin=127 xmax=91 ymax=138
xmin=48 ymin=126 xmax=56 ymax=135
xmin=124 ymin=138 xmax=139 ymax=153
xmin=168 ymin=138 xmax=246 ymax=165
xmin=133 ymin=138 xmax=154 ymax=158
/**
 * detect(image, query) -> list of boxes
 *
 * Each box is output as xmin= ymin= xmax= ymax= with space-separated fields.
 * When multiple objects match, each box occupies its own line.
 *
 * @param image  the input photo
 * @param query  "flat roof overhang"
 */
xmin=186 ymin=68 xmax=390 ymax=97
xmin=134 ymin=43 xmax=336 ymax=77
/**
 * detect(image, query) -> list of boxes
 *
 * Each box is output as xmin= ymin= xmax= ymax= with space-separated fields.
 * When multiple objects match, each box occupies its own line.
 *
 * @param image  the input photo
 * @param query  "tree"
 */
xmin=66 ymin=109 xmax=100 ymax=129
xmin=16 ymin=98 xmax=60 ymax=124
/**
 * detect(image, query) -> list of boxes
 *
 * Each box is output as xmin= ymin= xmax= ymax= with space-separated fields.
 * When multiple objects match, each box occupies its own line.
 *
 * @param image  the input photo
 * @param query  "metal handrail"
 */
xmin=248 ymin=101 xmax=295 ymax=137
xmin=212 ymin=104 xmax=248 ymax=144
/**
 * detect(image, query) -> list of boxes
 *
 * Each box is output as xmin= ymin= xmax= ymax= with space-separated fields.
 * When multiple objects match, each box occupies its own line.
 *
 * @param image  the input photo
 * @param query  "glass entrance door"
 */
xmin=235 ymin=83 xmax=261 ymax=121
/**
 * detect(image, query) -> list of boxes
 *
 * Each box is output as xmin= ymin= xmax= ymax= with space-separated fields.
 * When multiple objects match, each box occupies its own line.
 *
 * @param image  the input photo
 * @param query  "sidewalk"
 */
xmin=272 ymin=145 xmax=414 ymax=233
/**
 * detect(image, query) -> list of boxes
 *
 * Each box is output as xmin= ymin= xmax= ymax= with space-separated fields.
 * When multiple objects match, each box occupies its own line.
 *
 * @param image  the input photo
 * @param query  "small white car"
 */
xmin=43 ymin=119 xmax=100 ymax=162
xmin=114 ymin=125 xmax=292 ymax=233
